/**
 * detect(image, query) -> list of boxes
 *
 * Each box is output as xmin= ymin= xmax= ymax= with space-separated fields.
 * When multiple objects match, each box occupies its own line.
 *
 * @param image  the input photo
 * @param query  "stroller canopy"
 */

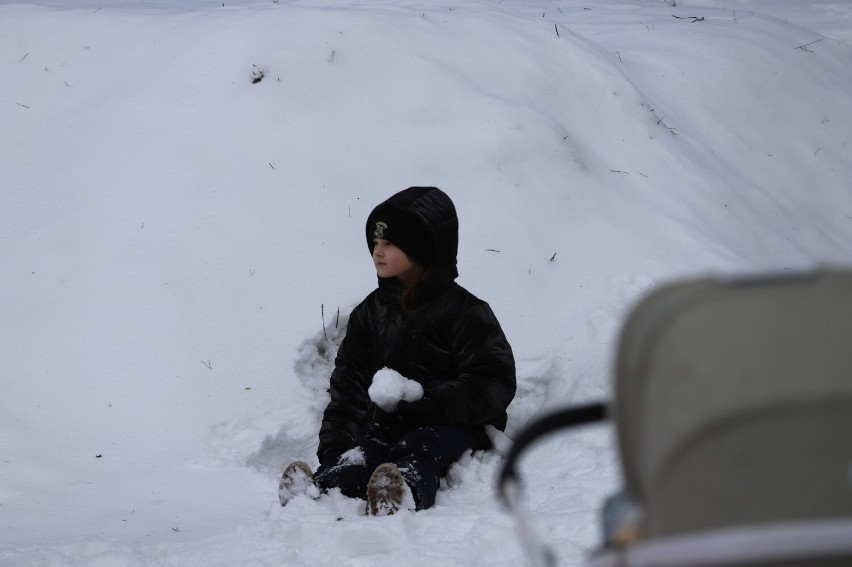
xmin=614 ymin=270 xmax=852 ymax=537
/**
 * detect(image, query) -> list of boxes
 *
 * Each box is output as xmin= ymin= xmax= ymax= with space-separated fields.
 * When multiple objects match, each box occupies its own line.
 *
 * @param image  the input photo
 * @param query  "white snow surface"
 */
xmin=369 ymin=368 xmax=425 ymax=412
xmin=1 ymin=0 xmax=851 ymax=565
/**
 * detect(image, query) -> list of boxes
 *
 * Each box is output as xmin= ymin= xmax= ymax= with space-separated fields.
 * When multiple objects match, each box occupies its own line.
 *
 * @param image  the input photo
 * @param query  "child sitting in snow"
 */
xmin=279 ymin=186 xmax=517 ymax=515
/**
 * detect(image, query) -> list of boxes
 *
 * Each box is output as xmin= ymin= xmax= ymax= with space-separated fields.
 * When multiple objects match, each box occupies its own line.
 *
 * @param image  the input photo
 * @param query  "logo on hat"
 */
xmin=373 ymin=221 xmax=388 ymax=238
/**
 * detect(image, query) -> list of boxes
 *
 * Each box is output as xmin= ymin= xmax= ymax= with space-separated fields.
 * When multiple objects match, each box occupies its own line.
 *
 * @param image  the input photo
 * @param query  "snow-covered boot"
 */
xmin=366 ymin=462 xmax=410 ymax=516
xmin=278 ymin=461 xmax=318 ymax=506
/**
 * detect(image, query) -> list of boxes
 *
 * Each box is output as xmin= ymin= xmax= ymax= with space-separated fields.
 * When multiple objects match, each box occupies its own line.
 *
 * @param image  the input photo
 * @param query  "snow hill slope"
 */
xmin=1 ymin=1 xmax=851 ymax=565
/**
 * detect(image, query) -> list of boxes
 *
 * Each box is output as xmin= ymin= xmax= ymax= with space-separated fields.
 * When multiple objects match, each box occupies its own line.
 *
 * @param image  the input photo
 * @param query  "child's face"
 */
xmin=372 ymin=238 xmax=423 ymax=286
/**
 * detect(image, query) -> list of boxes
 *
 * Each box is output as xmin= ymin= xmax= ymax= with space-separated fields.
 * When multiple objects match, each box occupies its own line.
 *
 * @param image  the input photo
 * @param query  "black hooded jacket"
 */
xmin=317 ymin=187 xmax=517 ymax=468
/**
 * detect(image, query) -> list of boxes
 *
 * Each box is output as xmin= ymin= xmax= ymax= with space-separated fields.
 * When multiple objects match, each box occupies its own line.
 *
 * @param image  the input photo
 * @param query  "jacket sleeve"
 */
xmin=316 ymin=303 xmax=374 ymax=468
xmin=430 ymin=301 xmax=517 ymax=429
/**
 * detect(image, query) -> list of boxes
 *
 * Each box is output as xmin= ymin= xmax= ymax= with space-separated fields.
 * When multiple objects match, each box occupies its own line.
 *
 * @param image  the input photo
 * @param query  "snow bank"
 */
xmin=1 ymin=1 xmax=851 ymax=566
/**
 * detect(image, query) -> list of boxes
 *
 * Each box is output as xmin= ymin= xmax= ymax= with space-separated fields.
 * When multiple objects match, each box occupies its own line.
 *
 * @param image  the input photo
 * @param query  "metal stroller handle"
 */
xmin=498 ymin=402 xmax=609 ymax=507
xmin=497 ymin=402 xmax=609 ymax=567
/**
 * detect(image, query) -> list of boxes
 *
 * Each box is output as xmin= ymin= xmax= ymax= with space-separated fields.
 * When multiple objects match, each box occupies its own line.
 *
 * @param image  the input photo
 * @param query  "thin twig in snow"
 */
xmin=796 ymin=38 xmax=823 ymax=51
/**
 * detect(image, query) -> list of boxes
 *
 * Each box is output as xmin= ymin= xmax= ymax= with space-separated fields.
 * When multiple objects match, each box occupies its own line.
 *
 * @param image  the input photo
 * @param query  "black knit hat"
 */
xmin=368 ymin=208 xmax=434 ymax=266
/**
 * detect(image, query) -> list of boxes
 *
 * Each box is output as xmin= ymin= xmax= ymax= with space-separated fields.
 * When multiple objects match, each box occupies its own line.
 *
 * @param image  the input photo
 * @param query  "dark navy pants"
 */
xmin=315 ymin=421 xmax=482 ymax=510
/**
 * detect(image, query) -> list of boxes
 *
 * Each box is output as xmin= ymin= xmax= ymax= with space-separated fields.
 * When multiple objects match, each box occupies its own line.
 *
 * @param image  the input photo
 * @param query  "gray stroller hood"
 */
xmin=616 ymin=270 xmax=852 ymax=538
xmin=499 ymin=269 xmax=852 ymax=567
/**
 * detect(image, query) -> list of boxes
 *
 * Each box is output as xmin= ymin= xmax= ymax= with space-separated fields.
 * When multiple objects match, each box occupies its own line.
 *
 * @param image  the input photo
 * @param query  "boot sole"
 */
xmin=367 ymin=463 xmax=406 ymax=516
xmin=279 ymin=460 xmax=316 ymax=506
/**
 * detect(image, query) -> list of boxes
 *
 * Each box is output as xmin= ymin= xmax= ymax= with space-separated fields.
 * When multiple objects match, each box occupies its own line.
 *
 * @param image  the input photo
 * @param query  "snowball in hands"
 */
xmin=369 ymin=368 xmax=424 ymax=412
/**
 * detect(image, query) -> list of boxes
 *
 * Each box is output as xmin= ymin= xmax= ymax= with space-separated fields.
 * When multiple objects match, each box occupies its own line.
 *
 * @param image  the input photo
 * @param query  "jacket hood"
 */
xmin=366 ymin=186 xmax=459 ymax=300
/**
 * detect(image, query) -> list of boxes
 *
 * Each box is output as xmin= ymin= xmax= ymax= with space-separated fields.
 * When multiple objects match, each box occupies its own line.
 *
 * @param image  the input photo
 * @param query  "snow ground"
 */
xmin=1 ymin=1 xmax=851 ymax=565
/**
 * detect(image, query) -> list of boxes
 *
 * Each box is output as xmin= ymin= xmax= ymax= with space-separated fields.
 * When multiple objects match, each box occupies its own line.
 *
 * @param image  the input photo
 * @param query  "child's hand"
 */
xmin=370 ymin=398 xmax=439 ymax=428
xmin=370 ymin=403 xmax=404 ymax=428
xmin=395 ymin=398 xmax=439 ymax=426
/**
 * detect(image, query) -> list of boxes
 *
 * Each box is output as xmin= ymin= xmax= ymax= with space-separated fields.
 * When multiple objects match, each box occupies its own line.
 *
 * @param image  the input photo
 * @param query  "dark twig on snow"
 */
xmin=672 ymin=15 xmax=704 ymax=22
xmin=554 ymin=24 xmax=560 ymax=38
xmin=795 ymin=38 xmax=823 ymax=52
xmin=321 ymin=304 xmax=328 ymax=341
xmin=656 ymin=115 xmax=678 ymax=135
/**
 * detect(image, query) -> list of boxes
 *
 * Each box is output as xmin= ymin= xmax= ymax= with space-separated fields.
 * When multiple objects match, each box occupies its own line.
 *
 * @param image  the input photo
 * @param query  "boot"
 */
xmin=278 ymin=461 xmax=318 ymax=506
xmin=366 ymin=463 xmax=408 ymax=516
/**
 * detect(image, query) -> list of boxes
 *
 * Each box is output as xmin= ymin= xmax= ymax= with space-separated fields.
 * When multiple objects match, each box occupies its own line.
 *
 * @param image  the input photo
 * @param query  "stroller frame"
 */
xmin=499 ymin=269 xmax=852 ymax=567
